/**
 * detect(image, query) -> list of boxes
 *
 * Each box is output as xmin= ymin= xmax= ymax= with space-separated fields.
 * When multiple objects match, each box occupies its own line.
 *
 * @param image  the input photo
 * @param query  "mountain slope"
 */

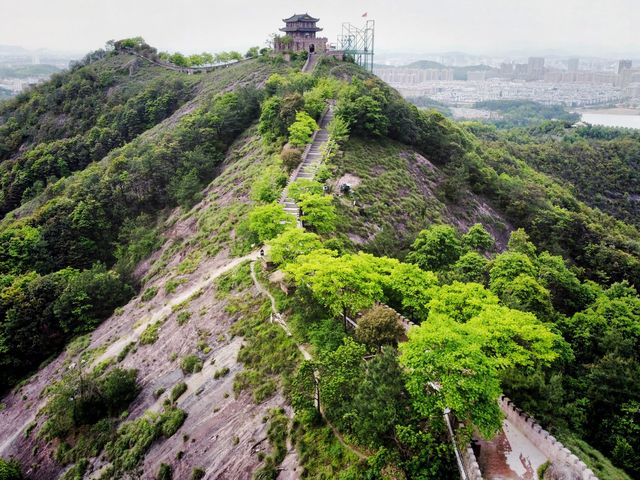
xmin=0 ymin=51 xmax=638 ymax=480
xmin=0 ymin=50 xmax=284 ymax=391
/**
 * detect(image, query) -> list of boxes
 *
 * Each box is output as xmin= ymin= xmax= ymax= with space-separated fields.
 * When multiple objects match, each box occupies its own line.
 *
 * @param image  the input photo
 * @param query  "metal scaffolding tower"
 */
xmin=337 ymin=20 xmax=375 ymax=72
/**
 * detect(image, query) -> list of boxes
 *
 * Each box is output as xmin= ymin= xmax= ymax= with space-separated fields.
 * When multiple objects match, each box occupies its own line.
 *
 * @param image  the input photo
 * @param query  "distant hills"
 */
xmin=378 ymin=59 xmax=499 ymax=80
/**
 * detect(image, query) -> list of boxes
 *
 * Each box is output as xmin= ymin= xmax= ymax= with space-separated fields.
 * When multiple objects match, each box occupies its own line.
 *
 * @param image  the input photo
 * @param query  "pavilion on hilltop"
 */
xmin=274 ymin=13 xmax=328 ymax=54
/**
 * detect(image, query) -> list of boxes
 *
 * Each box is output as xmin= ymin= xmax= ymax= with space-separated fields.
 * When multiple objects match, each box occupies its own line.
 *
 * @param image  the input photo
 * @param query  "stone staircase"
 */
xmin=301 ymin=52 xmax=321 ymax=73
xmin=280 ymin=106 xmax=334 ymax=223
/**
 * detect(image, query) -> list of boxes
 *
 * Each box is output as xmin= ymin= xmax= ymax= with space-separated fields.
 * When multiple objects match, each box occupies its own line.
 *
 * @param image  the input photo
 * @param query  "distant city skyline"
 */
xmin=0 ymin=0 xmax=637 ymax=58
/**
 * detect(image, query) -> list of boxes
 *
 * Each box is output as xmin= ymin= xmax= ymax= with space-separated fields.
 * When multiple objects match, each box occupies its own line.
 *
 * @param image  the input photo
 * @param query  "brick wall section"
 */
xmin=500 ymin=396 xmax=599 ymax=480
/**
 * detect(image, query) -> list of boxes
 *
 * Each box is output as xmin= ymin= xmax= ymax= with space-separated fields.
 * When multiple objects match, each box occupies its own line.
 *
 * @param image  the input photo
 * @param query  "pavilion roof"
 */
xmin=279 ymin=26 xmax=323 ymax=33
xmin=282 ymin=13 xmax=320 ymax=23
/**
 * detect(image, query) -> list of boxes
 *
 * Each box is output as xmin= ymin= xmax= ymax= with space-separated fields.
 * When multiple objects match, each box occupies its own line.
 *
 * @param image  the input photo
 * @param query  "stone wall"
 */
xmin=275 ymin=36 xmax=328 ymax=53
xmin=499 ymin=396 xmax=598 ymax=480
xmin=461 ymin=444 xmax=483 ymax=480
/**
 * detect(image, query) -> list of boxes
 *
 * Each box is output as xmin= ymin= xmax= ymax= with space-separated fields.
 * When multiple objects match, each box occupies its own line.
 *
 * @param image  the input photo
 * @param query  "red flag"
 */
xmin=362 ymin=12 xmax=368 ymax=17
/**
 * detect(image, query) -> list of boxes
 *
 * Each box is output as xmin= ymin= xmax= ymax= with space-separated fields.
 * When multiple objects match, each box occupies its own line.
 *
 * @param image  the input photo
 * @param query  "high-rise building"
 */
xmin=527 ymin=57 xmax=545 ymax=80
xmin=618 ymin=59 xmax=633 ymax=74
xmin=567 ymin=58 xmax=579 ymax=72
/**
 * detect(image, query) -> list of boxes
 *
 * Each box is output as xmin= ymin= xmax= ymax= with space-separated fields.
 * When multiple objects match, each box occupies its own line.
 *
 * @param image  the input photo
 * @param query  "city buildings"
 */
xmin=374 ymin=56 xmax=639 ymax=107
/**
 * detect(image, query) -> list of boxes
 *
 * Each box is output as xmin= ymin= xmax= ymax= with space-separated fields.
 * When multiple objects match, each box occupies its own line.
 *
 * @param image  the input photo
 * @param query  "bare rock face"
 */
xmin=543 ymin=462 xmax=581 ymax=480
xmin=125 ymin=57 xmax=143 ymax=76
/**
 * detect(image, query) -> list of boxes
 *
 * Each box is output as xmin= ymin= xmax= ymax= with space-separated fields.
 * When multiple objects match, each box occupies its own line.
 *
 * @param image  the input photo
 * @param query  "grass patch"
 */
xmin=229 ymin=295 xmax=300 ymax=403
xmin=117 ymin=342 xmax=136 ymax=362
xmin=291 ymin=414 xmax=362 ymax=479
xmin=215 ymin=261 xmax=253 ymax=297
xmin=191 ymin=467 xmax=206 ymax=480
xmin=157 ymin=463 xmax=173 ymax=480
xmin=253 ymin=408 xmax=289 ymax=479
xmin=104 ymin=406 xmax=187 ymax=476
xmin=165 ymin=277 xmax=188 ymax=294
xmin=330 ymin=137 xmax=448 ymax=257
xmin=170 ymin=382 xmax=188 ymax=403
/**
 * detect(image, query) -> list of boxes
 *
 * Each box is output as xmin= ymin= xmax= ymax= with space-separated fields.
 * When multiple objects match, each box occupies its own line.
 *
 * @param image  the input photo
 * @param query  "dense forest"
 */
xmin=0 ymin=43 xmax=638 ymax=480
xmin=474 ymin=99 xmax=580 ymax=128
xmin=470 ymin=121 xmax=640 ymax=228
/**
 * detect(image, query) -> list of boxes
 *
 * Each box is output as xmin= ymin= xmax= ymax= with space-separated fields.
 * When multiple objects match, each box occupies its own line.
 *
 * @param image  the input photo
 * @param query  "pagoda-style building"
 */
xmin=274 ymin=13 xmax=328 ymax=54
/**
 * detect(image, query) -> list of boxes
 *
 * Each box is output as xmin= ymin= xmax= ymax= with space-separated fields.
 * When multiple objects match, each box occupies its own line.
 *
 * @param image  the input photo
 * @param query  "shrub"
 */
xmin=214 ymin=367 xmax=230 ymax=379
xmin=251 ymin=165 xmax=288 ymax=202
xmin=176 ymin=311 xmax=191 ymax=326
xmin=157 ymin=463 xmax=173 ymax=480
xmin=140 ymin=322 xmax=161 ymax=345
xmin=0 ymin=458 xmax=23 ymax=479
xmin=99 ymin=368 xmax=140 ymax=416
xmin=280 ymin=145 xmax=303 ymax=173
xmin=180 ymin=355 xmax=203 ymax=374
xmin=170 ymin=382 xmax=188 ymax=403
xmin=191 ymin=467 xmax=206 ymax=480
xmin=117 ymin=342 xmax=136 ymax=362
xmin=165 ymin=278 xmax=187 ymax=294
xmin=141 ymin=286 xmax=158 ymax=302
xmin=355 ymin=306 xmax=405 ymax=350
xmin=158 ymin=408 xmax=187 ymax=437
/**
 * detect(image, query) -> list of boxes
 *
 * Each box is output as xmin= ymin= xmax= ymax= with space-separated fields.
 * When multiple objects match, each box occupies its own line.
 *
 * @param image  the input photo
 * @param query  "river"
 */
xmin=580 ymin=110 xmax=640 ymax=129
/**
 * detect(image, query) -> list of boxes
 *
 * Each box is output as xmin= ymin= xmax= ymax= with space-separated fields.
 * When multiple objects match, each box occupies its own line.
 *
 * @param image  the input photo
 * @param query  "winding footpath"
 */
xmin=249 ymin=260 xmax=367 ymax=461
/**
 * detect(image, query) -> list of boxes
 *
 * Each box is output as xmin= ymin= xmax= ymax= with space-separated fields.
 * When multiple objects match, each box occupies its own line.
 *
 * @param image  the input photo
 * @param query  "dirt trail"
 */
xmin=95 ymin=250 xmax=259 ymax=366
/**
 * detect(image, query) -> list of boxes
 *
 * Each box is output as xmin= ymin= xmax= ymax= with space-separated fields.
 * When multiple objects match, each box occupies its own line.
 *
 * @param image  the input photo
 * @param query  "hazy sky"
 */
xmin=1 ymin=0 xmax=638 ymax=56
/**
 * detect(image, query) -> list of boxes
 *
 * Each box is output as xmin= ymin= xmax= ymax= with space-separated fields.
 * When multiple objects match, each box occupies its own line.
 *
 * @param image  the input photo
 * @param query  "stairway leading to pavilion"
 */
xmin=280 ymin=105 xmax=334 ymax=223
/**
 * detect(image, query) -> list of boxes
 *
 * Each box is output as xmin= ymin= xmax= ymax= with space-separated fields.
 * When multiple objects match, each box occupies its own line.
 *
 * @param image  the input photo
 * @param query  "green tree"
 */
xmin=267 ymin=229 xmax=322 ymax=265
xmin=384 ymin=261 xmax=439 ymax=321
xmin=406 ymin=225 xmax=463 ymax=272
xmin=285 ymin=251 xmax=386 ymax=327
xmin=498 ymin=274 xmax=554 ymax=320
xmin=450 ymin=251 xmax=488 ymax=284
xmin=507 ymin=228 xmax=537 ymax=257
xmin=327 ymin=115 xmax=350 ymax=145
xmin=462 ymin=223 xmax=495 ymax=253
xmin=400 ymin=305 xmax=560 ymax=438
xmin=243 ymin=203 xmax=295 ymax=243
xmin=317 ymin=338 xmax=367 ymax=424
xmin=298 ymin=194 xmax=337 ymax=233
xmin=336 ymin=79 xmax=389 ymax=137
xmin=245 ymin=46 xmax=260 ymax=58
xmin=350 ymin=349 xmax=410 ymax=447
xmin=427 ymin=282 xmax=499 ymax=323
xmin=287 ymin=179 xmax=324 ymax=202
xmin=288 ymin=111 xmax=318 ymax=147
